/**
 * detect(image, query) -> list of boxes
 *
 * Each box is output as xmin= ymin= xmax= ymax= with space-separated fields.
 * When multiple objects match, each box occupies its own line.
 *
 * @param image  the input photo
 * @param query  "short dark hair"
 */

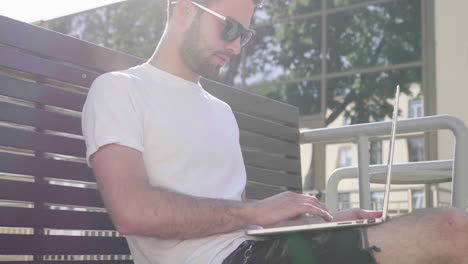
xmin=167 ymin=0 xmax=263 ymax=20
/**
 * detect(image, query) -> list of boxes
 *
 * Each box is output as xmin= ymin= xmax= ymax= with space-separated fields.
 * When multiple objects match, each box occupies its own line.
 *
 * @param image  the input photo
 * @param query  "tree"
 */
xmin=46 ymin=0 xmax=167 ymax=60
xmin=221 ymin=0 xmax=422 ymax=125
xmin=46 ymin=0 xmax=422 ymax=126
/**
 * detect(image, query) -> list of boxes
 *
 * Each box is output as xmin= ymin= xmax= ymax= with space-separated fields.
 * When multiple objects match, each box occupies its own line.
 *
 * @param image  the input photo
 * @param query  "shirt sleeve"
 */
xmin=81 ymin=72 xmax=144 ymax=168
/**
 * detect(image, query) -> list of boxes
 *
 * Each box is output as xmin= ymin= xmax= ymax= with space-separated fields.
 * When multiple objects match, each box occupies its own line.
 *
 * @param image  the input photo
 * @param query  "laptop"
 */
xmin=246 ymin=85 xmax=401 ymax=237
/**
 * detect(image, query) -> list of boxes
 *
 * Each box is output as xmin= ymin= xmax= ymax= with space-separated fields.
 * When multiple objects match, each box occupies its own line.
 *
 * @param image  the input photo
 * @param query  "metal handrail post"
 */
xmin=357 ymin=135 xmax=371 ymax=209
xmin=442 ymin=116 xmax=468 ymax=208
xmin=300 ymin=115 xmax=468 ymax=209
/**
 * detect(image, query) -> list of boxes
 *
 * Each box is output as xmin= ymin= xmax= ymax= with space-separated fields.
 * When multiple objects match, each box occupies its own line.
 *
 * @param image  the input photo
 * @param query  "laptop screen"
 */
xmin=382 ymin=85 xmax=401 ymax=220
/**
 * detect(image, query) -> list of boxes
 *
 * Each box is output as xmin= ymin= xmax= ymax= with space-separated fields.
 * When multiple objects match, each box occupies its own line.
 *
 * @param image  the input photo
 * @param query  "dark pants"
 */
xmin=223 ymin=227 xmax=379 ymax=264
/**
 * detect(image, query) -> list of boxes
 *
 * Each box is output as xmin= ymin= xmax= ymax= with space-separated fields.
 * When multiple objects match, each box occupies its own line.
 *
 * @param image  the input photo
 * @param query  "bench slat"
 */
xmin=0 ymin=152 xmax=301 ymax=190
xmin=0 ymin=126 xmax=300 ymax=167
xmin=240 ymin=130 xmax=300 ymax=158
xmin=0 ymin=153 xmax=300 ymax=195
xmin=0 ymin=102 xmax=81 ymax=136
xmin=0 ymin=207 xmax=114 ymax=230
xmin=245 ymin=184 xmax=286 ymax=200
xmin=0 ymin=153 xmax=93 ymax=182
xmin=0 ymin=155 xmax=300 ymax=189
xmin=242 ymin=150 xmax=300 ymax=174
xmin=0 ymin=181 xmax=103 ymax=207
xmin=0 ymin=126 xmax=86 ymax=157
xmin=234 ymin=111 xmax=299 ymax=143
xmin=0 ymin=45 xmax=98 ymax=88
xmin=0 ymin=75 xmax=86 ymax=112
xmin=0 ymin=15 xmax=142 ymax=73
xmin=0 ymin=178 xmax=297 ymax=208
xmin=0 ymin=100 xmax=299 ymax=144
xmin=202 ymin=79 xmax=299 ymax=127
xmin=0 ymin=235 xmax=130 ymax=255
xmin=246 ymin=166 xmax=301 ymax=190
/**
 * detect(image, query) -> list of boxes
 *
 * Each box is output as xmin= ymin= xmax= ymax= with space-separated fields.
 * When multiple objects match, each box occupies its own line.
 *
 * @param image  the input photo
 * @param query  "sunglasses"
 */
xmin=171 ymin=1 xmax=256 ymax=48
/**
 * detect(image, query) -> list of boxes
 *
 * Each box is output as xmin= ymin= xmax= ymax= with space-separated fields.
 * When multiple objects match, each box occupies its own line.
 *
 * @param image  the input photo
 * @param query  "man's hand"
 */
xmin=247 ymin=192 xmax=333 ymax=227
xmin=331 ymin=208 xmax=383 ymax=222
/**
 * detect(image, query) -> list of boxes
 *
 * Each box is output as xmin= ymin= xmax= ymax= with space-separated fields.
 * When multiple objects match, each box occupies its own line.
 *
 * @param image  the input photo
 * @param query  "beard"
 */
xmin=179 ymin=16 xmax=225 ymax=80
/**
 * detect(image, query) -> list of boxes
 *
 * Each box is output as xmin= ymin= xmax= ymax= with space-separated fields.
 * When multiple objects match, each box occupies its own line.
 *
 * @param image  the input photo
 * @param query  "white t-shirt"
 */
xmin=81 ymin=63 xmax=255 ymax=264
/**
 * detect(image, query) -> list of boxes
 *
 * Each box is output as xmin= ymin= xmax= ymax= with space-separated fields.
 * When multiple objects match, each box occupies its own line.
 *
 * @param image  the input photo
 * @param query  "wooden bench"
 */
xmin=0 ymin=15 xmax=302 ymax=262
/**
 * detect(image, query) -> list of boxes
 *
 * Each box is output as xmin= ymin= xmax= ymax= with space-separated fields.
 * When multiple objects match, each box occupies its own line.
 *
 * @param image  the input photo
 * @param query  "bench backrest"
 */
xmin=0 ymin=15 xmax=301 ymax=262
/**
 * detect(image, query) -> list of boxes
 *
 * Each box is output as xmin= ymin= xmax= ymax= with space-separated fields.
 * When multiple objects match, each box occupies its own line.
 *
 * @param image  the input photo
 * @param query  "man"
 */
xmin=81 ymin=0 xmax=468 ymax=263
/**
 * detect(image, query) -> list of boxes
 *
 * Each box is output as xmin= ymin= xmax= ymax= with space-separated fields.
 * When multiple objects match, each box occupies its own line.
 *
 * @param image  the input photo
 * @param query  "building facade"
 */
xmin=37 ymin=0 xmax=468 ymax=211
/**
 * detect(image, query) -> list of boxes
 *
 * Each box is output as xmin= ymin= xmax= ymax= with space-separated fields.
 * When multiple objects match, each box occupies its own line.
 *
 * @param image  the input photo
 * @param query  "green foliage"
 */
xmin=324 ymin=0 xmax=421 ymax=124
xmin=46 ymin=0 xmax=422 ymax=126
xmin=46 ymin=0 xmax=167 ymax=59
xmin=235 ymin=0 xmax=422 ymax=124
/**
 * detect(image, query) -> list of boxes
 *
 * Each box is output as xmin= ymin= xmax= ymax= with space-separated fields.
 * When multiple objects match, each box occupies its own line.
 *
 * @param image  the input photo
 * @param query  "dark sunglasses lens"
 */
xmin=222 ymin=18 xmax=254 ymax=47
xmin=222 ymin=19 xmax=241 ymax=42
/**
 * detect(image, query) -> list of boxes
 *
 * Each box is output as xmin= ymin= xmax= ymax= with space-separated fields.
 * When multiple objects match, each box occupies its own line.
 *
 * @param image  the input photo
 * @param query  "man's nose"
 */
xmin=224 ymin=37 xmax=242 ymax=55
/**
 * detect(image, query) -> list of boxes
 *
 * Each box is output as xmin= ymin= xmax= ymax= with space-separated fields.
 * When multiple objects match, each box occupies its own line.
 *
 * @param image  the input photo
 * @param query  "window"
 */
xmin=327 ymin=1 xmax=421 ymax=73
xmin=371 ymin=191 xmax=384 ymax=210
xmin=412 ymin=189 xmax=425 ymax=209
xmin=370 ymin=141 xmax=382 ymax=164
xmin=338 ymin=147 xmax=352 ymax=167
xmin=326 ymin=67 xmax=422 ymax=125
xmin=338 ymin=193 xmax=351 ymax=210
xmin=232 ymin=0 xmax=422 ymax=121
xmin=408 ymin=97 xmax=423 ymax=118
xmin=407 ymin=137 xmax=425 ymax=162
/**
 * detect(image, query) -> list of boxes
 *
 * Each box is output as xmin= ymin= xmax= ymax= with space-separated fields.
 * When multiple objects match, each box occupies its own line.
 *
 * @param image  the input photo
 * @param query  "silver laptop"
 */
xmin=246 ymin=85 xmax=401 ymax=237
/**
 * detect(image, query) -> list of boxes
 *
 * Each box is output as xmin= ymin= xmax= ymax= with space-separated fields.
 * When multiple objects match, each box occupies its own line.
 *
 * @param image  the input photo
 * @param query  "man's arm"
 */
xmin=91 ymin=144 xmax=333 ymax=240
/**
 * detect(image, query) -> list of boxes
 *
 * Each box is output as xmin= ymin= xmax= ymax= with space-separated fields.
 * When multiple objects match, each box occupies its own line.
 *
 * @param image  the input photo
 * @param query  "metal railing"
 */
xmin=300 ymin=115 xmax=468 ymax=211
xmin=325 ymin=160 xmax=453 ymax=213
